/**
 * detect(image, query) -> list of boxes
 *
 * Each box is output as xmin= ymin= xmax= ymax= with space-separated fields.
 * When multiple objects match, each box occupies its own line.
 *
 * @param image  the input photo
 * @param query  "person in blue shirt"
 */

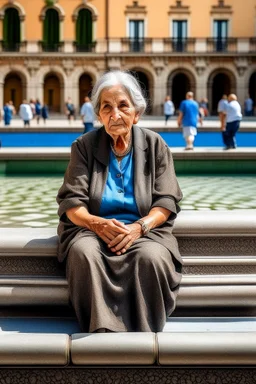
xmin=80 ymin=96 xmax=95 ymax=133
xmin=35 ymin=99 xmax=42 ymax=124
xmin=177 ymin=92 xmax=202 ymax=150
xmin=163 ymin=95 xmax=175 ymax=125
xmin=3 ymin=102 xmax=12 ymax=126
xmin=244 ymin=95 xmax=253 ymax=117
xmin=57 ymin=70 xmax=183 ymax=334
xmin=41 ymin=103 xmax=49 ymax=124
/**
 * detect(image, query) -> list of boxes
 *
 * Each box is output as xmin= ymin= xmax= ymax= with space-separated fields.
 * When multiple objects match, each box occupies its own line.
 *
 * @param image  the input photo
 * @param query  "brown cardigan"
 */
xmin=56 ymin=125 xmax=183 ymax=265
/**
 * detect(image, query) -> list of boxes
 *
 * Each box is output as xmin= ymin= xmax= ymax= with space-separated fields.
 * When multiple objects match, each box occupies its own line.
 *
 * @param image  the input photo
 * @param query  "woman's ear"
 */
xmin=133 ymin=113 xmax=140 ymax=124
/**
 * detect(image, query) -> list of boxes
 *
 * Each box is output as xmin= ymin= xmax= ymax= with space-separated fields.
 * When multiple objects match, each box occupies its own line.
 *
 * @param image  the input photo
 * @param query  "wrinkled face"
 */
xmin=98 ymin=85 xmax=139 ymax=139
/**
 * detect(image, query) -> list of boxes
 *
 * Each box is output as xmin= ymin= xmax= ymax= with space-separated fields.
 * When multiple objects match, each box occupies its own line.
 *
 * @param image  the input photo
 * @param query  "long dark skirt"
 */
xmin=66 ymin=233 xmax=182 ymax=332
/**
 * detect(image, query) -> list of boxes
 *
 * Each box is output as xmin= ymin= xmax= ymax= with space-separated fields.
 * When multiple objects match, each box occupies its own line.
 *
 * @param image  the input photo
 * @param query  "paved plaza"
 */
xmin=1 ymin=175 xmax=256 ymax=228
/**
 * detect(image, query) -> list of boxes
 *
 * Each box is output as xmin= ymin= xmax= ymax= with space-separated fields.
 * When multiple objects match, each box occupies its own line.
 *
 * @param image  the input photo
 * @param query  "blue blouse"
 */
xmin=99 ymin=149 xmax=140 ymax=224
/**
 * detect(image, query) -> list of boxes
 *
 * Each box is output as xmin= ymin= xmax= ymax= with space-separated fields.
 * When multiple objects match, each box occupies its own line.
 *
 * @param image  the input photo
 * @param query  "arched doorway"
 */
xmin=211 ymin=74 xmax=231 ymax=114
xmin=4 ymin=73 xmax=23 ymax=110
xmin=249 ymin=72 xmax=256 ymax=107
xmin=3 ymin=8 xmax=20 ymax=51
xmin=79 ymin=74 xmax=93 ymax=108
xmin=131 ymin=70 xmax=152 ymax=114
xmin=76 ymin=9 xmax=93 ymax=51
xmin=44 ymin=74 xmax=61 ymax=112
xmin=43 ymin=9 xmax=60 ymax=51
xmin=207 ymin=70 xmax=236 ymax=115
xmin=167 ymin=72 xmax=193 ymax=111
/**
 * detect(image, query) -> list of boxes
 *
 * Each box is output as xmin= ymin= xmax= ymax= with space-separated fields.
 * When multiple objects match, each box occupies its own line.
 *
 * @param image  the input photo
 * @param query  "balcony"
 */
xmin=39 ymin=41 xmax=64 ymax=53
xmin=163 ymin=38 xmax=196 ymax=53
xmin=0 ymin=41 xmax=27 ymax=53
xmin=121 ymin=38 xmax=152 ymax=53
xmin=206 ymin=38 xmax=237 ymax=53
xmin=1 ymin=37 xmax=256 ymax=55
xmin=73 ymin=42 xmax=97 ymax=53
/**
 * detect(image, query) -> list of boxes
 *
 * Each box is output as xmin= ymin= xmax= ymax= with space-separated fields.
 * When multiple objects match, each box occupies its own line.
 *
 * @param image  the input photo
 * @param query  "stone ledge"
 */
xmin=157 ymin=332 xmax=256 ymax=365
xmin=0 ymin=211 xmax=255 ymax=258
xmin=0 ymin=276 xmax=255 ymax=307
xmin=1 ymin=331 xmax=256 ymax=366
xmin=0 ymin=147 xmax=255 ymax=160
xmin=0 ymin=333 xmax=69 ymax=365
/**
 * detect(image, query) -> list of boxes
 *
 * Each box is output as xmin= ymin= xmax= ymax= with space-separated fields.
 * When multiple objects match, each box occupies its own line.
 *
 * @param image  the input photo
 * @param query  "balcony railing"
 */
xmin=206 ymin=38 xmax=237 ymax=53
xmin=163 ymin=38 xmax=196 ymax=53
xmin=39 ymin=41 xmax=64 ymax=52
xmin=73 ymin=42 xmax=97 ymax=53
xmin=121 ymin=38 xmax=152 ymax=53
xmin=0 ymin=41 xmax=27 ymax=52
xmin=1 ymin=37 xmax=256 ymax=54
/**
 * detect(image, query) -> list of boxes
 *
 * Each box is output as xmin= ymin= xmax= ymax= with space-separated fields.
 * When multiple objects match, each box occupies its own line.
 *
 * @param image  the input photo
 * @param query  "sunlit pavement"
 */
xmin=1 ymin=175 xmax=256 ymax=228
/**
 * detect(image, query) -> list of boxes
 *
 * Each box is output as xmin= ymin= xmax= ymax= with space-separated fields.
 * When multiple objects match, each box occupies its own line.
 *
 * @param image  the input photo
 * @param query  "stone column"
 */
xmin=151 ymin=58 xmax=166 ymax=115
xmin=0 ymin=81 xmax=4 ymax=108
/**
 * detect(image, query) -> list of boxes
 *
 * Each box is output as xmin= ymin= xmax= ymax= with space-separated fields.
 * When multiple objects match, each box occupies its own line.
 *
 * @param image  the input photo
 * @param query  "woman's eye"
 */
xmin=120 ymin=103 xmax=128 ymax=108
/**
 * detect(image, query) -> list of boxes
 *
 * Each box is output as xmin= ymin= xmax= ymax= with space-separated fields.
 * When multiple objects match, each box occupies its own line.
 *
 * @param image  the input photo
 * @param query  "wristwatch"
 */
xmin=136 ymin=219 xmax=150 ymax=236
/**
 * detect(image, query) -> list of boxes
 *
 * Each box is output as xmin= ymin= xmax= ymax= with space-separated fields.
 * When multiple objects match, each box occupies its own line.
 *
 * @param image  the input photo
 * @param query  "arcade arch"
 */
xmin=167 ymin=70 xmax=196 ymax=111
xmin=207 ymin=69 xmax=236 ymax=114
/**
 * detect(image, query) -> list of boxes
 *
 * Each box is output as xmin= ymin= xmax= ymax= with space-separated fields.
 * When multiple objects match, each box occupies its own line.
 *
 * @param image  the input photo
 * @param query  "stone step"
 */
xmin=0 ymin=275 xmax=255 ymax=307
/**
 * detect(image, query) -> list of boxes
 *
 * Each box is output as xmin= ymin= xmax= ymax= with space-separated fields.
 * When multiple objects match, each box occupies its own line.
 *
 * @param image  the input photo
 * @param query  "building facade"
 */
xmin=0 ymin=0 xmax=256 ymax=114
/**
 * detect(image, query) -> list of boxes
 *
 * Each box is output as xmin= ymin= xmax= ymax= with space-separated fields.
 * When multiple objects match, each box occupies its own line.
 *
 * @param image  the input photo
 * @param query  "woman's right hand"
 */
xmin=88 ymin=218 xmax=131 ymax=245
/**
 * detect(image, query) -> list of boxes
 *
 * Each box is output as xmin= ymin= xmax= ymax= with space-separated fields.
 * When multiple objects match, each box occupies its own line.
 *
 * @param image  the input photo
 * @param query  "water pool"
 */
xmin=1 ymin=176 xmax=256 ymax=228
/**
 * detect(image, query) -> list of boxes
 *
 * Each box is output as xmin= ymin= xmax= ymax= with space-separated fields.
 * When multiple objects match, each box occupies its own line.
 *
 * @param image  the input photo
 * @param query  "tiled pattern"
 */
xmin=1 ymin=176 xmax=256 ymax=228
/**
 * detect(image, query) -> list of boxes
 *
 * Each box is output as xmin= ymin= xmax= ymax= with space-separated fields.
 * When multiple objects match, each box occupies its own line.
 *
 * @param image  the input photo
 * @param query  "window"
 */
xmin=43 ymin=9 xmax=60 ymax=51
xmin=172 ymin=20 xmax=187 ymax=52
xmin=3 ymin=8 xmax=20 ymax=51
xmin=129 ymin=20 xmax=144 ymax=52
xmin=76 ymin=9 xmax=93 ymax=52
xmin=213 ymin=20 xmax=228 ymax=51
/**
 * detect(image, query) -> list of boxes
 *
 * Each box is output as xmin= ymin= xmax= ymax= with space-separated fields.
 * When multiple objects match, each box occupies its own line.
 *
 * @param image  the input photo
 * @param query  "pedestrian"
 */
xmin=222 ymin=94 xmax=242 ymax=150
xmin=164 ymin=95 xmax=174 ymax=125
xmin=217 ymin=94 xmax=228 ymax=131
xmin=8 ymin=100 xmax=16 ymax=116
xmin=19 ymin=100 xmax=33 ymax=127
xmin=29 ymin=99 xmax=36 ymax=118
xmin=65 ymin=98 xmax=75 ymax=123
xmin=177 ymin=91 xmax=202 ymax=150
xmin=199 ymin=98 xmax=209 ymax=117
xmin=41 ymin=103 xmax=49 ymax=124
xmin=35 ymin=99 xmax=42 ymax=124
xmin=80 ymin=96 xmax=95 ymax=134
xmin=244 ymin=95 xmax=253 ymax=117
xmin=3 ymin=102 xmax=12 ymax=126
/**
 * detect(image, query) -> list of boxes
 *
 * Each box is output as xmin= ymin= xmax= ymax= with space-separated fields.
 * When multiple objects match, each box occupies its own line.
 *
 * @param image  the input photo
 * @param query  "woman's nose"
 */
xmin=111 ymin=107 xmax=120 ymax=121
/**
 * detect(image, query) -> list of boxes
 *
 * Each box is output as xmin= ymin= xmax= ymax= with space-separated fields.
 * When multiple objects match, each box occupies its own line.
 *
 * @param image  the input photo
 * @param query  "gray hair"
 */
xmin=91 ymin=70 xmax=147 ymax=117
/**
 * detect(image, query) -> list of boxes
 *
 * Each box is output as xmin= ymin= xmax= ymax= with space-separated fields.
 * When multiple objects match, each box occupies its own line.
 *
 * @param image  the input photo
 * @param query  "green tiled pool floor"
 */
xmin=1 ymin=176 xmax=256 ymax=228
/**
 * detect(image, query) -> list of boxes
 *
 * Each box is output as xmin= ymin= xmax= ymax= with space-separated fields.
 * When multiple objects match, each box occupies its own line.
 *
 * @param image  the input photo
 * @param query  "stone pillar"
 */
xmin=151 ymin=58 xmax=166 ymax=115
xmin=0 ymin=81 xmax=4 ymax=108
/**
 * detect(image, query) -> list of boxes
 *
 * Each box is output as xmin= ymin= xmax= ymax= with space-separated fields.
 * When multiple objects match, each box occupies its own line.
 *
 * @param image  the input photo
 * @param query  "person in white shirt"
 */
xmin=222 ymin=94 xmax=242 ymax=150
xmin=80 ymin=96 xmax=95 ymax=134
xmin=164 ymin=96 xmax=174 ymax=125
xmin=19 ymin=100 xmax=33 ymax=127
xmin=217 ymin=94 xmax=228 ymax=131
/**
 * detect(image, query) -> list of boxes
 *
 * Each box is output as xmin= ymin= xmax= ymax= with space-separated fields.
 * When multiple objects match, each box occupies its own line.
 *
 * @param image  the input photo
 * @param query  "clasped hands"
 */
xmin=90 ymin=218 xmax=142 ymax=255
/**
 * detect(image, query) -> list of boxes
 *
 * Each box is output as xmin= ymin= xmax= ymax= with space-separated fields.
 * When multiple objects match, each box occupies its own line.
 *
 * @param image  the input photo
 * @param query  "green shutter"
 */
xmin=43 ymin=9 xmax=59 ymax=48
xmin=76 ymin=9 xmax=92 ymax=47
xmin=3 ymin=8 xmax=20 ymax=48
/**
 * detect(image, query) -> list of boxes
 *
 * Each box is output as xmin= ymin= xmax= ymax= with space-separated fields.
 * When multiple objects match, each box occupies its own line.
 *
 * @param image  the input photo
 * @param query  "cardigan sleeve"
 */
xmin=151 ymin=143 xmax=182 ymax=219
xmin=57 ymin=140 xmax=90 ymax=219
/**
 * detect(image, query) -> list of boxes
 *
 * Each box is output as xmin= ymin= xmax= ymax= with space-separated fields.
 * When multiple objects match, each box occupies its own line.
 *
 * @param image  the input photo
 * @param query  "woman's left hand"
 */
xmin=107 ymin=223 xmax=142 ymax=255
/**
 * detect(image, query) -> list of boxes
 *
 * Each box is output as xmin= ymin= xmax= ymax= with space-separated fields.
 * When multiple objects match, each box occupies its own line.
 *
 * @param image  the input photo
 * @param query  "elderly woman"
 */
xmin=57 ymin=70 xmax=183 ymax=333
